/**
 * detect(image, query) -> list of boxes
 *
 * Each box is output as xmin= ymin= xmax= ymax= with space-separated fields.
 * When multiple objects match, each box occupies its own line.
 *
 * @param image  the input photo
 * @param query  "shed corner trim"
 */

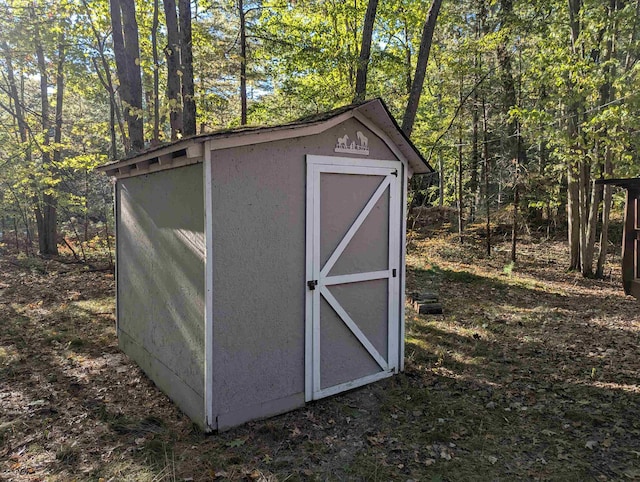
xmin=203 ymin=139 xmax=215 ymax=430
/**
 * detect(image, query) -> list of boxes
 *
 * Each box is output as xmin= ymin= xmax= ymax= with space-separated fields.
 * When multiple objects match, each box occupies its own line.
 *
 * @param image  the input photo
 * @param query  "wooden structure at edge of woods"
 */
xmin=596 ymin=178 xmax=640 ymax=299
xmin=97 ymin=99 xmax=433 ymax=431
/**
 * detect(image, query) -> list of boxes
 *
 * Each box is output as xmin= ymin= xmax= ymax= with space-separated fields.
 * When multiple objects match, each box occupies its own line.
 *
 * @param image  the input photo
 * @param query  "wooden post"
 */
xmin=634 ymin=192 xmax=640 ymax=298
xmin=621 ymin=190 xmax=636 ymax=295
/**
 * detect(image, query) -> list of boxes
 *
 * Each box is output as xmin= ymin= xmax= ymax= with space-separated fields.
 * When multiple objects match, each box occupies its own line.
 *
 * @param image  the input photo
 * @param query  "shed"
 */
xmin=98 ymin=98 xmax=433 ymax=431
xmin=596 ymin=178 xmax=640 ymax=298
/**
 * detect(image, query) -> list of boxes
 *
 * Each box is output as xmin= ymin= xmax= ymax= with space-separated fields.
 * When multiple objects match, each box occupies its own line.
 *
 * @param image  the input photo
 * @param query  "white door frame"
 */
xmin=305 ymin=155 xmax=402 ymax=401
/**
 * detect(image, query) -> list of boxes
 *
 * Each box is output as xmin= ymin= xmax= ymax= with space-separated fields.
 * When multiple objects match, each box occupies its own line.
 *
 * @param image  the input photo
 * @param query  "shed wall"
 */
xmin=209 ymin=118 xmax=399 ymax=429
xmin=117 ymin=164 xmax=205 ymax=425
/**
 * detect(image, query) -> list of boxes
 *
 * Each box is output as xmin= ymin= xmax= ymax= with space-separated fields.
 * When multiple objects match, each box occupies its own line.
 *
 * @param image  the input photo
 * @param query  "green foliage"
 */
xmin=1 ymin=0 xmax=639 ymax=257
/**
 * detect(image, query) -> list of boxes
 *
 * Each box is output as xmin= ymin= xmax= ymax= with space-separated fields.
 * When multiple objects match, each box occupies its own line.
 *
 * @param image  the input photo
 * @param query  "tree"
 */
xmin=402 ymin=0 xmax=443 ymax=137
xmin=110 ymin=0 xmax=144 ymax=152
xmin=353 ymin=0 xmax=379 ymax=103
xmin=179 ymin=0 xmax=196 ymax=135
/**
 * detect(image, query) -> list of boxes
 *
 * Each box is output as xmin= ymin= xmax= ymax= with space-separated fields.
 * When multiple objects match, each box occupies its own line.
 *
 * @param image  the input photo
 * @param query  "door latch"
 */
xmin=391 ymin=169 xmax=398 ymax=177
xmin=307 ymin=280 xmax=318 ymax=290
xmin=392 ymin=269 xmax=397 ymax=278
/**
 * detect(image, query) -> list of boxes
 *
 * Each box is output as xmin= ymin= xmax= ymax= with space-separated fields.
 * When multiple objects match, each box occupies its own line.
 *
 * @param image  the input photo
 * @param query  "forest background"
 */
xmin=0 ymin=0 xmax=639 ymax=277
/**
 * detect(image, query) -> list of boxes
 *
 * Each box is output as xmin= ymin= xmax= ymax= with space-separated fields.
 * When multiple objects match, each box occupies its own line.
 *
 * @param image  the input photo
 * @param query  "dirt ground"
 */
xmin=1 ymin=234 xmax=639 ymax=481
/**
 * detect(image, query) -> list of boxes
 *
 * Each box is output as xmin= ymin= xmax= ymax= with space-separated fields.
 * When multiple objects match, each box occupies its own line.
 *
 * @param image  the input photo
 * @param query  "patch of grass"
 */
xmin=56 ymin=443 xmax=80 ymax=465
xmin=15 ymin=254 xmax=47 ymax=274
xmin=347 ymin=452 xmax=397 ymax=481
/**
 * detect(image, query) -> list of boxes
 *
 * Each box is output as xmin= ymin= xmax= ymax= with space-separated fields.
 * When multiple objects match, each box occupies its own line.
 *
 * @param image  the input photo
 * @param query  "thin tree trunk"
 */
xmin=353 ymin=0 xmax=379 ymax=103
xmin=483 ymin=98 xmax=491 ymax=256
xmin=151 ymin=0 xmax=160 ymax=144
xmin=82 ymin=0 xmax=127 ymax=155
xmin=596 ymin=147 xmax=614 ymax=278
xmin=457 ymin=75 xmax=464 ymax=244
xmin=179 ymin=0 xmax=196 ymax=135
xmin=578 ymin=159 xmax=590 ymax=273
xmin=470 ymin=91 xmax=479 ymax=222
xmin=46 ymin=33 xmax=66 ymax=256
xmin=401 ymin=0 xmax=443 ymax=137
xmin=470 ymin=13 xmax=481 ymax=222
xmin=13 ymin=217 xmax=19 ymax=253
xmin=582 ymin=164 xmax=602 ymax=276
xmin=567 ymin=162 xmax=581 ymax=269
xmin=438 ymin=93 xmax=444 ymax=206
xmin=512 ymin=157 xmax=519 ymax=263
xmin=33 ymin=10 xmax=59 ymax=256
xmin=567 ymin=0 xmax=583 ymax=270
xmin=239 ymin=0 xmax=248 ymax=125
xmin=596 ymin=1 xmax=620 ymax=277
xmin=403 ymin=21 xmax=412 ymax=95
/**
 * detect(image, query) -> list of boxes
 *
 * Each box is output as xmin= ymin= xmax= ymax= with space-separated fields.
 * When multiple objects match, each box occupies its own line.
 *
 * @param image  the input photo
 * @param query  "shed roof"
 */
xmin=97 ymin=98 xmax=433 ymax=178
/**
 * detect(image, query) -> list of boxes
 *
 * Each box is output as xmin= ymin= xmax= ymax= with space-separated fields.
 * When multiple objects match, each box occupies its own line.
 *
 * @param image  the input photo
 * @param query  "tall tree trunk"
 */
xmin=567 ymin=0 xmax=583 ymax=270
xmin=152 ymin=0 xmax=160 ymax=144
xmin=403 ymin=20 xmax=412 ymax=95
xmin=470 ymin=12 xmax=481 ymax=222
xmin=179 ymin=0 xmax=196 ymax=135
xmin=437 ymin=93 xmax=444 ymax=206
xmin=596 ymin=0 xmax=619 ymax=277
xmin=512 ymin=157 xmax=519 ymax=263
xmin=33 ymin=11 xmax=59 ymax=256
xmin=483 ymin=98 xmax=491 ymax=256
xmin=163 ymin=0 xmax=183 ymax=139
xmin=353 ymin=0 xmax=379 ymax=103
xmin=82 ymin=0 xmax=127 ymax=155
xmin=110 ymin=0 xmax=144 ymax=151
xmin=496 ymin=0 xmax=524 ymax=262
xmin=567 ymin=161 xmax=581 ymax=269
xmin=401 ymin=0 xmax=443 ymax=136
xmin=470 ymin=90 xmax=479 ymax=222
xmin=239 ymin=0 xmax=248 ymax=125
xmin=596 ymin=147 xmax=614 ymax=277
xmin=46 ymin=33 xmax=66 ymax=257
xmin=457 ymin=74 xmax=464 ymax=244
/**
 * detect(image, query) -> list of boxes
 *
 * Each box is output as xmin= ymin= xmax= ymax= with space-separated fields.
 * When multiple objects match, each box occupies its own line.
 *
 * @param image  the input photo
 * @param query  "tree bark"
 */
xmin=596 ymin=0 xmax=621 ymax=277
xmin=163 ymin=0 xmax=183 ymax=139
xmin=110 ymin=0 xmax=144 ymax=152
xmin=82 ymin=0 xmax=127 ymax=156
xmin=239 ymin=0 xmax=248 ymax=125
xmin=567 ymin=0 xmax=582 ymax=270
xmin=483 ymin=98 xmax=491 ymax=256
xmin=179 ymin=0 xmax=196 ymax=135
xmin=353 ymin=0 xmax=379 ymax=103
xmin=596 ymin=147 xmax=613 ymax=277
xmin=151 ymin=0 xmax=160 ymax=144
xmin=33 ymin=10 xmax=59 ymax=256
xmin=457 ymin=74 xmax=464 ymax=244
xmin=401 ymin=0 xmax=443 ymax=137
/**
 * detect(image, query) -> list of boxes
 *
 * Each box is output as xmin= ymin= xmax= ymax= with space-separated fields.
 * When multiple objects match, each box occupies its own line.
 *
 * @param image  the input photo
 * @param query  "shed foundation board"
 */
xmin=117 ymin=163 xmax=205 ymax=424
xmin=216 ymin=393 xmax=305 ymax=432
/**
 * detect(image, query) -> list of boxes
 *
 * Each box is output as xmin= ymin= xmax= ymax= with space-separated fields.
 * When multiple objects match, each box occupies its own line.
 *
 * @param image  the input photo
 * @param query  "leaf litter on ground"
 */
xmin=1 ymin=233 xmax=639 ymax=481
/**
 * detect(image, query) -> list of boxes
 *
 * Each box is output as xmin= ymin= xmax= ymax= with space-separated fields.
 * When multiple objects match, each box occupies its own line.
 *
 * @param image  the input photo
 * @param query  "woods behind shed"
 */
xmin=99 ymin=99 xmax=432 ymax=431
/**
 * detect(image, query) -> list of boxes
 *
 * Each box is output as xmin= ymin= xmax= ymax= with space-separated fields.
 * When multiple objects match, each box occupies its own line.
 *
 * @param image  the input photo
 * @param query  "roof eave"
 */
xmin=98 ymin=98 xmax=433 ymax=178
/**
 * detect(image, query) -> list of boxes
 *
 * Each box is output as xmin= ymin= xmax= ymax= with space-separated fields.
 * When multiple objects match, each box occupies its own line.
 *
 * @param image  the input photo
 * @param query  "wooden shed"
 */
xmin=596 ymin=178 xmax=640 ymax=298
xmin=98 ymin=99 xmax=433 ymax=431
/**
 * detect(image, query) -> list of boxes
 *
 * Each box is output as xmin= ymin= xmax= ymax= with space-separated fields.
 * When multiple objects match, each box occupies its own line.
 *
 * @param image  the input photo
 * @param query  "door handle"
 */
xmin=307 ymin=280 xmax=318 ymax=290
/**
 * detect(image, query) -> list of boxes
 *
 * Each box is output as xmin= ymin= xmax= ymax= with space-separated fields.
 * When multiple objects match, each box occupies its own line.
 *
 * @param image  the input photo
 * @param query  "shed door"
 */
xmin=305 ymin=155 xmax=401 ymax=401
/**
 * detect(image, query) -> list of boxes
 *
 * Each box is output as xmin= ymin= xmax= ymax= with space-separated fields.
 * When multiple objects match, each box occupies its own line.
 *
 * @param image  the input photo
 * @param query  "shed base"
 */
xmin=214 ymin=392 xmax=305 ymax=432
